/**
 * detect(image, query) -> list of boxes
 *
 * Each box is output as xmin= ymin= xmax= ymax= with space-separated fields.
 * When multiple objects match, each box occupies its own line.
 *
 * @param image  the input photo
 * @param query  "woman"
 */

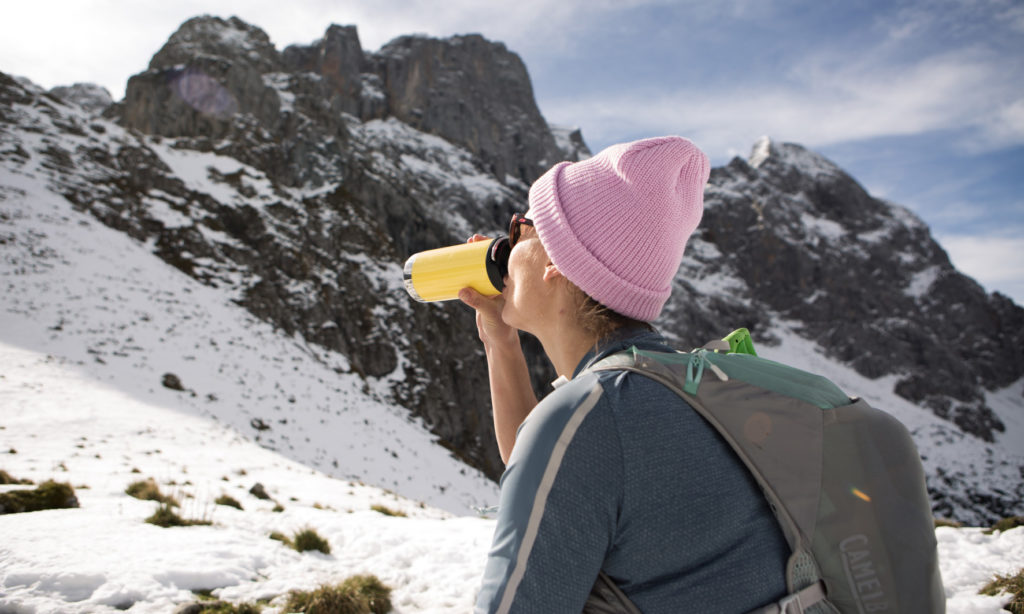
xmin=460 ymin=136 xmax=790 ymax=613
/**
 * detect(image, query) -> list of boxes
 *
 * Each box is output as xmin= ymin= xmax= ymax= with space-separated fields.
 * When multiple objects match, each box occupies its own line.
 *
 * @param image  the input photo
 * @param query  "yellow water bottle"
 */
xmin=403 ymin=238 xmax=510 ymax=302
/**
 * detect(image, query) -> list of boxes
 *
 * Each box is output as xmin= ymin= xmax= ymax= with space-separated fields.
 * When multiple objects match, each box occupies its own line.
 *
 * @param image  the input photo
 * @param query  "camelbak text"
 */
xmin=840 ymin=535 xmax=890 ymax=612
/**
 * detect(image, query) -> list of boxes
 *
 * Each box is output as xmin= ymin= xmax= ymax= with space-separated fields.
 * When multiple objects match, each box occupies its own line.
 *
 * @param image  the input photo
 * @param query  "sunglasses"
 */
xmin=508 ymin=213 xmax=534 ymax=249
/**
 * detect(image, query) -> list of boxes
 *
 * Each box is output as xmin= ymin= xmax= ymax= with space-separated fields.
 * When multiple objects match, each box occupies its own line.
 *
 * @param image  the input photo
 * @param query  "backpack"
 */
xmin=586 ymin=329 xmax=945 ymax=614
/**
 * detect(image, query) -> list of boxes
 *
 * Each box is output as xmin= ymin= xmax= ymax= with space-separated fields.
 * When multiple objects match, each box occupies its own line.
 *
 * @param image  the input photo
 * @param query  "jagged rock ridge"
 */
xmin=697 ymin=137 xmax=1022 ymax=441
xmin=119 ymin=15 xmax=566 ymax=190
xmin=2 ymin=15 xmax=1022 ymax=524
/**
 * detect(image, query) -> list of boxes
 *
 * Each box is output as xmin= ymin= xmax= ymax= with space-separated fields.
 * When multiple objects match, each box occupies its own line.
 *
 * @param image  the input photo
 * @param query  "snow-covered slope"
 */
xmin=0 ymin=136 xmax=498 ymax=516
xmin=0 ymin=341 xmax=496 ymax=613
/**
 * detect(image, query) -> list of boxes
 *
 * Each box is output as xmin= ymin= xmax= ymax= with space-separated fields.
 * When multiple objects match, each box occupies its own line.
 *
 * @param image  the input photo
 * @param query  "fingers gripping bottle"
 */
xmin=403 ymin=238 xmax=511 ymax=302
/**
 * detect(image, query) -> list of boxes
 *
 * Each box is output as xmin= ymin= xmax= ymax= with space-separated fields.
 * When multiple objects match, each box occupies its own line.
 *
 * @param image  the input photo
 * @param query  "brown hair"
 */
xmin=568 ymin=282 xmax=654 ymax=342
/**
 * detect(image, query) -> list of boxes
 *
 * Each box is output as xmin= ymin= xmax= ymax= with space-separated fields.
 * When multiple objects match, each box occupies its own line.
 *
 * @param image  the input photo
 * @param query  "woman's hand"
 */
xmin=459 ymin=287 xmax=518 ymax=348
xmin=459 ymin=235 xmax=536 ymax=463
xmin=458 ymin=235 xmax=518 ymax=350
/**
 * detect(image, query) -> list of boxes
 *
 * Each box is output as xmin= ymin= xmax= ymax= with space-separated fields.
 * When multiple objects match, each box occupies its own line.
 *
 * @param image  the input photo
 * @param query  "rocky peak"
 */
xmin=744 ymin=136 xmax=889 ymax=233
xmin=122 ymin=16 xmax=288 ymax=142
xmin=148 ymin=15 xmax=280 ymax=74
xmin=119 ymin=17 xmax=578 ymax=190
xmin=281 ymin=25 xmax=366 ymax=116
xmin=369 ymin=33 xmax=567 ymax=184
xmin=48 ymin=83 xmax=113 ymax=115
xmin=749 ymin=135 xmax=843 ymax=177
xmin=550 ymin=125 xmax=592 ymax=161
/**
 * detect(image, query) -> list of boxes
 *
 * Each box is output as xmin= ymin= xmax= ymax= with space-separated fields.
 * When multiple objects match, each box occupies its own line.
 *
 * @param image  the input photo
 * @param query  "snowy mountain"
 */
xmin=1 ymin=17 xmax=1023 ymax=610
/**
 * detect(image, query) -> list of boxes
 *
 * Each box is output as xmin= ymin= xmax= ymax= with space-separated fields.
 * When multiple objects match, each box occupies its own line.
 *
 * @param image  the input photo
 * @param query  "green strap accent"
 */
xmin=684 ymin=351 xmax=706 ymax=395
xmin=723 ymin=328 xmax=757 ymax=356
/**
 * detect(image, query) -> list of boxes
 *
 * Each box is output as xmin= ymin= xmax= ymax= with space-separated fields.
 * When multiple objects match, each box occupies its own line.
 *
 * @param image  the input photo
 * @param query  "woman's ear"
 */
xmin=542 ymin=262 xmax=563 ymax=282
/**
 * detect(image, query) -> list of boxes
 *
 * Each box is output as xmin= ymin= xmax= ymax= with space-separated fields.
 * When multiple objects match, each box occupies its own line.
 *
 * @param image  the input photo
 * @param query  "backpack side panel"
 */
xmin=814 ymin=400 xmax=945 ymax=613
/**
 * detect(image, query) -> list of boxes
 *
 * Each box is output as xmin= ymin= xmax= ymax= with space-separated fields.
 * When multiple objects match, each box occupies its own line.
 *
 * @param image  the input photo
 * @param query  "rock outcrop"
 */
xmin=48 ymin=83 xmax=113 ymax=115
xmin=121 ymin=16 xmax=573 ymax=191
xmin=369 ymin=34 xmax=564 ymax=183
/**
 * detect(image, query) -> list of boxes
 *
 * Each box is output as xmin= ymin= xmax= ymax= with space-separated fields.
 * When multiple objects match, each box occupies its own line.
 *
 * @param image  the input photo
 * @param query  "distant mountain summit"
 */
xmin=1 ymin=15 xmax=1020 ymax=524
xmin=701 ymin=137 xmax=1021 ymax=442
xmin=48 ymin=83 xmax=113 ymax=115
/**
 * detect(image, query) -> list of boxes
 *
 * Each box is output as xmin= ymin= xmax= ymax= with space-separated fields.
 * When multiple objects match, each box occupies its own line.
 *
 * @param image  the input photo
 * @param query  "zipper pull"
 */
xmin=684 ymin=351 xmax=706 ymax=394
xmin=685 ymin=350 xmax=729 ymax=395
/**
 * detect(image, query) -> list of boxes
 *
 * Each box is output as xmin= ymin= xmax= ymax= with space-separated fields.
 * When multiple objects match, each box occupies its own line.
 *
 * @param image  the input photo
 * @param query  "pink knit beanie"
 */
xmin=527 ymin=135 xmax=710 ymax=322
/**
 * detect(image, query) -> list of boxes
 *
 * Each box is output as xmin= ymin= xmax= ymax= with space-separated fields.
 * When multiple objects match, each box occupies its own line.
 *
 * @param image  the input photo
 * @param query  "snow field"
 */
xmin=1 ymin=342 xmax=496 ymax=613
xmin=3 ymin=342 xmax=1022 ymax=612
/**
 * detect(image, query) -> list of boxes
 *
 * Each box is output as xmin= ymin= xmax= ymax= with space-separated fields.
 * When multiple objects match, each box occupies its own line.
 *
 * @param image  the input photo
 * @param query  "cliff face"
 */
xmin=120 ymin=16 xmax=566 ymax=191
xmin=2 ymin=14 xmax=1021 ymax=524
xmin=370 ymin=34 xmax=564 ymax=184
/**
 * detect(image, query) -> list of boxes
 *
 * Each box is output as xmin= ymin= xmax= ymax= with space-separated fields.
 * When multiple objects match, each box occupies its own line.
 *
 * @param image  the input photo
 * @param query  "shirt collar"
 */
xmin=571 ymin=326 xmax=669 ymax=380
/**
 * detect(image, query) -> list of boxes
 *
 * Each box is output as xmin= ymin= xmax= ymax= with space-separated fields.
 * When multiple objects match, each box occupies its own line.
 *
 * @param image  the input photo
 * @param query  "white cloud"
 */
xmin=543 ymin=45 xmax=1023 ymax=159
xmin=975 ymin=98 xmax=1024 ymax=152
xmin=1005 ymin=3 xmax=1024 ymax=33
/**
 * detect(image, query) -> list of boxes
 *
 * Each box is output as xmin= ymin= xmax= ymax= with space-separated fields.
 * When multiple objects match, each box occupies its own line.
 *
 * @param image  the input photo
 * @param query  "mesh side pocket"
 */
xmin=789 ymin=550 xmax=839 ymax=614
xmin=789 ymin=550 xmax=819 ymax=589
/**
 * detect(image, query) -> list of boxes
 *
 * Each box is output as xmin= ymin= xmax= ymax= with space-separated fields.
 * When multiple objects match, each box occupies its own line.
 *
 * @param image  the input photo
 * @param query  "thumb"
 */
xmin=458 ymin=287 xmax=484 ymax=310
xmin=459 ymin=288 xmax=504 ymax=317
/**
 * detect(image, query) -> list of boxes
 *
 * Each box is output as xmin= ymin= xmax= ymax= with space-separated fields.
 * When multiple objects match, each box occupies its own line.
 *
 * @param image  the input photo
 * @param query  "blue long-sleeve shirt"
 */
xmin=475 ymin=328 xmax=790 ymax=613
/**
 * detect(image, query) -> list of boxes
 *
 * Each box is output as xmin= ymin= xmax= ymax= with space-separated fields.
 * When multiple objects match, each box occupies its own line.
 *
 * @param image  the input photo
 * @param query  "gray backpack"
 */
xmin=586 ymin=330 xmax=945 ymax=614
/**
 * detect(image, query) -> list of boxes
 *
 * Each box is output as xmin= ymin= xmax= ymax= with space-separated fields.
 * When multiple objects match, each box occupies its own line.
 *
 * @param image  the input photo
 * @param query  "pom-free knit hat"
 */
xmin=527 ymin=135 xmax=710 ymax=322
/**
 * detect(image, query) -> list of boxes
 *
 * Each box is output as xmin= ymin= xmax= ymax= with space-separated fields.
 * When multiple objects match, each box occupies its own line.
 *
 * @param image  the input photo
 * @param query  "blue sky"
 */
xmin=2 ymin=0 xmax=1022 ymax=304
